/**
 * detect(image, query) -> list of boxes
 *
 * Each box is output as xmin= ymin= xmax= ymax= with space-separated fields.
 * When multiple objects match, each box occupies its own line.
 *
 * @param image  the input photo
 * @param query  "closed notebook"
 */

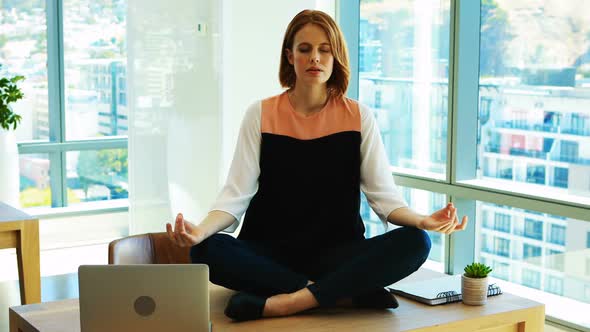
xmin=387 ymin=275 xmax=502 ymax=306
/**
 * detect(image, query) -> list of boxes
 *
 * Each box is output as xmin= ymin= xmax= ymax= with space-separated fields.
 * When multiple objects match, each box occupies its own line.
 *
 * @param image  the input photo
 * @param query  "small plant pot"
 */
xmin=461 ymin=275 xmax=488 ymax=306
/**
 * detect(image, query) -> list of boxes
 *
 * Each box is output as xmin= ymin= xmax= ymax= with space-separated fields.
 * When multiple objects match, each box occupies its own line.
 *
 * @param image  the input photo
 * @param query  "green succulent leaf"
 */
xmin=464 ymin=262 xmax=493 ymax=278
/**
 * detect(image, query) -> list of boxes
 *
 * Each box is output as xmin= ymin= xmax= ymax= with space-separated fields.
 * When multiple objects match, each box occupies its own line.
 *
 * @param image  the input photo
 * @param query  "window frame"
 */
xmin=340 ymin=1 xmax=590 ymax=329
xmin=341 ymin=0 xmax=590 ymax=270
xmin=16 ymin=0 xmax=128 ymax=209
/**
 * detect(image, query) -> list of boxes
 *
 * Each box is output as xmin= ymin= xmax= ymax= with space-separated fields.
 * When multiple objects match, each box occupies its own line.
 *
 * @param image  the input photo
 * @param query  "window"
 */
xmin=492 ymin=261 xmax=510 ymax=281
xmin=546 ymin=249 xmax=565 ymax=272
xmin=497 ymin=159 xmax=514 ymax=180
xmin=18 ymin=154 xmax=52 ymax=208
xmin=522 ymin=268 xmax=541 ymax=290
xmin=360 ymin=186 xmax=446 ymax=270
xmin=359 ymin=0 xmax=451 ymax=179
xmin=475 ymin=0 xmax=590 ymax=201
xmin=62 ymin=0 xmax=128 ymax=132
xmin=0 ymin=1 xmax=48 ymax=143
xmin=523 ymin=244 xmax=542 ymax=265
xmin=553 ymin=167 xmax=568 ymax=189
xmin=526 ymin=165 xmax=546 ymax=185
xmin=475 ymin=203 xmax=587 ymax=327
xmin=560 ymin=141 xmax=579 ymax=163
xmin=5 ymin=0 xmax=129 ymax=208
xmin=524 ymin=218 xmax=543 ymax=240
xmin=545 ymin=276 xmax=564 ymax=296
xmin=351 ymin=0 xmax=590 ymax=328
xmin=587 ymin=232 xmax=590 ymax=249
xmin=494 ymin=212 xmax=511 ymax=233
xmin=549 ymin=224 xmax=566 ymax=246
xmin=66 ymin=149 xmax=128 ymax=204
xmin=495 ymin=237 xmax=510 ymax=257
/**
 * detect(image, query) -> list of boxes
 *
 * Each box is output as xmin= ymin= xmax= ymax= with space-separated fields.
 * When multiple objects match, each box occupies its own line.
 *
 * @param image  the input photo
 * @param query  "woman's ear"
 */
xmin=285 ymin=48 xmax=294 ymax=65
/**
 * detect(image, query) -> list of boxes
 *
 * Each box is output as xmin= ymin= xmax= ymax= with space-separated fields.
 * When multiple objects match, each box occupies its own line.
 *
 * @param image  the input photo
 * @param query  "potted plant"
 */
xmin=0 ymin=64 xmax=25 ymax=207
xmin=462 ymin=262 xmax=492 ymax=306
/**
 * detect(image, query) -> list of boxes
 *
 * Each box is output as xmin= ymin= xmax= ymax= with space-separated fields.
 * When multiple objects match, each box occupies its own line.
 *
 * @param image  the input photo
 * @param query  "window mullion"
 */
xmin=336 ymin=0 xmax=360 ymax=100
xmin=447 ymin=0 xmax=481 ymax=273
xmin=393 ymin=174 xmax=590 ymax=221
xmin=48 ymin=152 xmax=65 ymax=207
xmin=447 ymin=196 xmax=477 ymax=274
xmin=450 ymin=0 xmax=480 ymax=184
xmin=47 ymin=0 xmax=66 ymax=207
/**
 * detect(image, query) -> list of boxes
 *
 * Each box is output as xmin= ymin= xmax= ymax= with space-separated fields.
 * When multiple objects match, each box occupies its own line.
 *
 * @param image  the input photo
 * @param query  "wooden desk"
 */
xmin=0 ymin=202 xmax=41 ymax=305
xmin=9 ymin=269 xmax=544 ymax=332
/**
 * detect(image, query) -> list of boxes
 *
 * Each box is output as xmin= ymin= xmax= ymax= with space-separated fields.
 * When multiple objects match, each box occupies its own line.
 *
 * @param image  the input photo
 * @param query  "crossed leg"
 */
xmin=190 ymin=227 xmax=431 ymax=319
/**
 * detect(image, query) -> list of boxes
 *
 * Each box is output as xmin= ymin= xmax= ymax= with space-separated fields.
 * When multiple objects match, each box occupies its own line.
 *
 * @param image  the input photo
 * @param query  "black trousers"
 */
xmin=190 ymin=226 xmax=431 ymax=306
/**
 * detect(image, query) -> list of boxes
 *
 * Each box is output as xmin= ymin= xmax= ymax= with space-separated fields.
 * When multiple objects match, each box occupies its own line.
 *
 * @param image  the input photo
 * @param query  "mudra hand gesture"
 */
xmin=166 ymin=213 xmax=206 ymax=247
xmin=419 ymin=202 xmax=468 ymax=235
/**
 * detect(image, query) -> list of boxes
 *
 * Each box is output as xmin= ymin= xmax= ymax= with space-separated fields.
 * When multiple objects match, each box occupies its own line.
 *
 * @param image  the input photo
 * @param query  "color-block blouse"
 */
xmin=210 ymin=91 xmax=408 ymax=252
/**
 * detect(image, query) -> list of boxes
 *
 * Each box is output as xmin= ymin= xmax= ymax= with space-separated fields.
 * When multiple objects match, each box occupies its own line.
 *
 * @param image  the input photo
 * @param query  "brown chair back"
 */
xmin=108 ymin=232 xmax=191 ymax=265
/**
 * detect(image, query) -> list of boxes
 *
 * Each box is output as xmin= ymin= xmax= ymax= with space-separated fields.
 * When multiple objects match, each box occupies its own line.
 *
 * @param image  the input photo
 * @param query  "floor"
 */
xmin=545 ymin=325 xmax=580 ymax=332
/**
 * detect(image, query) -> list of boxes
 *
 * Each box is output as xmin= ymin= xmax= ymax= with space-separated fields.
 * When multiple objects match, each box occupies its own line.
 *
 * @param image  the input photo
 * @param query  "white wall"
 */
xmin=127 ymin=0 xmax=223 ymax=233
xmin=221 ymin=1 xmax=335 ymax=181
xmin=128 ymin=0 xmax=335 ymax=234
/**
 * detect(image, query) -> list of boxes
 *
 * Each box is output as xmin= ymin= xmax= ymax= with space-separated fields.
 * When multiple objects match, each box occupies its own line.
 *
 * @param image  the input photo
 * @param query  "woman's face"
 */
xmin=287 ymin=23 xmax=334 ymax=88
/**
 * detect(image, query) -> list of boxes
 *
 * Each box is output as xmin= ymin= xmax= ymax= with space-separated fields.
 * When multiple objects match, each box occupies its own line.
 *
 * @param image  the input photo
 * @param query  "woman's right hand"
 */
xmin=166 ymin=213 xmax=206 ymax=247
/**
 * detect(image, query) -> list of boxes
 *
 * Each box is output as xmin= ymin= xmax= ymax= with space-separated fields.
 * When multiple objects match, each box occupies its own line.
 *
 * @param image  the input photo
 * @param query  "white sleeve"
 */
xmin=359 ymin=103 xmax=408 ymax=223
xmin=209 ymin=101 xmax=261 ymax=222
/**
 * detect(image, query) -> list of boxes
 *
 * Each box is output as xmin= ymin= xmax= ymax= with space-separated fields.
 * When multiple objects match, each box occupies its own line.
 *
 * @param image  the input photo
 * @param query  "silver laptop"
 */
xmin=78 ymin=264 xmax=211 ymax=332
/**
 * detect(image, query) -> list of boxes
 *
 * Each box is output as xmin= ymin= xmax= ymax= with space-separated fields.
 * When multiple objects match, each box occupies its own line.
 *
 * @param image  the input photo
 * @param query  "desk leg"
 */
xmin=9 ymin=308 xmax=23 ymax=332
xmin=520 ymin=305 xmax=545 ymax=332
xmin=16 ymin=220 xmax=41 ymax=304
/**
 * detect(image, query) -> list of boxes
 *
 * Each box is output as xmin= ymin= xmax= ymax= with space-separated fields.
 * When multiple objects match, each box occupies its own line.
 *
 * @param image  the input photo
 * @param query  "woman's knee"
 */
xmin=406 ymin=227 xmax=432 ymax=262
xmin=189 ymin=233 xmax=233 ymax=264
xmin=388 ymin=226 xmax=432 ymax=260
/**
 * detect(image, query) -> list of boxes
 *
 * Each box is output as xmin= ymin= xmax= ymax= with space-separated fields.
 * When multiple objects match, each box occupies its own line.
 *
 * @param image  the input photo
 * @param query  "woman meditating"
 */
xmin=166 ymin=9 xmax=468 ymax=321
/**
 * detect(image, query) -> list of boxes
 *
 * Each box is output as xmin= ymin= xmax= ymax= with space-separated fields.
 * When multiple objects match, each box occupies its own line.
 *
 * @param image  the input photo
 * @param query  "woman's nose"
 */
xmin=310 ymin=50 xmax=320 ymax=63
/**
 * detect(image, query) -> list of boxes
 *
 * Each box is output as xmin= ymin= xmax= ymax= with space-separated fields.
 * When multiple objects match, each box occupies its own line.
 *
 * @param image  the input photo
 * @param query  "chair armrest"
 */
xmin=108 ymin=233 xmax=154 ymax=264
xmin=149 ymin=232 xmax=191 ymax=264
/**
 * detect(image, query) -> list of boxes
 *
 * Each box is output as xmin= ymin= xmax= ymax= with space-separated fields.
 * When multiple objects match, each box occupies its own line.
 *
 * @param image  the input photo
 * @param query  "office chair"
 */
xmin=108 ymin=232 xmax=191 ymax=265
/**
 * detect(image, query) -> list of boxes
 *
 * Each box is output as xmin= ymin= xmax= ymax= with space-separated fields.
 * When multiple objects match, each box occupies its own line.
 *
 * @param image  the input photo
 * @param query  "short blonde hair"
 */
xmin=279 ymin=10 xmax=350 ymax=99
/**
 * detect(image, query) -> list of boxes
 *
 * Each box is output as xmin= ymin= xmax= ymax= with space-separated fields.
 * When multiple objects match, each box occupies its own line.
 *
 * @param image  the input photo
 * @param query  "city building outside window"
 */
xmin=522 ymin=268 xmax=542 ymax=290
xmin=1 ymin=0 xmax=128 ymax=208
xmin=545 ymin=275 xmax=564 ymax=296
xmin=357 ymin=1 xmax=589 ymax=328
xmin=546 ymin=249 xmax=565 ymax=272
xmin=523 ymin=243 xmax=542 ymax=265
xmin=549 ymin=224 xmax=566 ymax=246
xmin=524 ymin=218 xmax=543 ymax=240
xmin=494 ymin=212 xmax=511 ymax=232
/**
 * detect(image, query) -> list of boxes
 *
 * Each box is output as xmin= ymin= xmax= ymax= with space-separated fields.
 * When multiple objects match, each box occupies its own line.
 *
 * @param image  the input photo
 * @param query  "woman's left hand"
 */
xmin=418 ymin=202 xmax=468 ymax=234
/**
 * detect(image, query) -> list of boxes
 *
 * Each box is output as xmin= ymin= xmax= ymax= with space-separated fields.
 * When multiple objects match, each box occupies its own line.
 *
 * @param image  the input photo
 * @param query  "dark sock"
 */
xmin=352 ymin=288 xmax=399 ymax=309
xmin=224 ymin=292 xmax=267 ymax=321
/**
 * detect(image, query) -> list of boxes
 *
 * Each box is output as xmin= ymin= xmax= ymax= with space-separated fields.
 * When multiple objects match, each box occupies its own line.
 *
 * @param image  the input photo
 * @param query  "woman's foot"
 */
xmin=264 ymin=288 xmax=319 ymax=317
xmin=224 ymin=293 xmax=267 ymax=321
xmin=263 ymin=293 xmax=295 ymax=317
xmin=352 ymin=288 xmax=399 ymax=309
xmin=225 ymin=288 xmax=320 ymax=321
